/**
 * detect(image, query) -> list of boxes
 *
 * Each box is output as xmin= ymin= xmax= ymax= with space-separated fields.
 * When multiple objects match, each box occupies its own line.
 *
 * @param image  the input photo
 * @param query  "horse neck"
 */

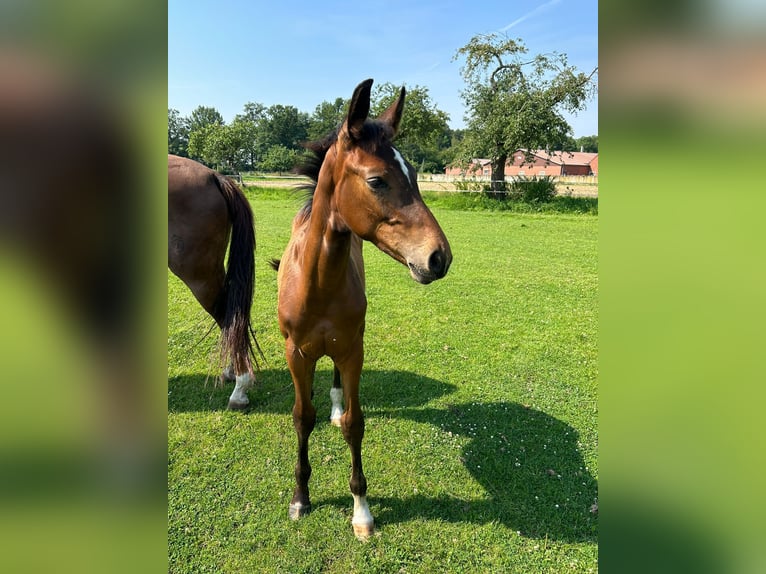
xmin=300 ymin=157 xmax=354 ymax=294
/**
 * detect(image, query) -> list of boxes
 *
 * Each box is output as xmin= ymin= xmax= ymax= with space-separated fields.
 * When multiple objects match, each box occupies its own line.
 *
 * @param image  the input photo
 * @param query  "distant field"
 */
xmin=241 ymin=174 xmax=598 ymax=197
xmin=168 ymin=193 xmax=598 ymax=573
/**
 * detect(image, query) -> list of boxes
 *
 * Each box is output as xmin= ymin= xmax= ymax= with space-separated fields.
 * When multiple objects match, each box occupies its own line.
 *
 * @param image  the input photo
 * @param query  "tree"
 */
xmin=236 ymin=102 xmax=266 ymax=124
xmin=259 ymin=145 xmax=299 ymax=174
xmin=575 ymin=135 xmax=598 ymax=152
xmin=187 ymin=122 xmax=251 ymax=172
xmin=259 ymin=104 xmax=309 ymax=150
xmin=188 ymin=105 xmax=224 ymax=133
xmin=371 ymin=83 xmax=451 ymax=173
xmin=229 ymin=117 xmax=260 ymax=171
xmin=233 ymin=102 xmax=268 ymax=170
xmin=453 ymin=34 xmax=597 ymax=194
xmin=168 ymin=108 xmax=190 ymax=157
xmin=307 ymin=97 xmax=348 ymax=141
xmin=552 ymin=135 xmax=578 ymax=152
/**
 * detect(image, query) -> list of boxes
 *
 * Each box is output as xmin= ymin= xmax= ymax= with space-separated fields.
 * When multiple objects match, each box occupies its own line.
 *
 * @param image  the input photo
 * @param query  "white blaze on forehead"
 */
xmin=391 ymin=147 xmax=412 ymax=185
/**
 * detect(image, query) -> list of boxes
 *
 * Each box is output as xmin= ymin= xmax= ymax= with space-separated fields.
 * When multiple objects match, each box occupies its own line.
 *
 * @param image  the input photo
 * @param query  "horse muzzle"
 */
xmin=407 ymin=248 xmax=451 ymax=284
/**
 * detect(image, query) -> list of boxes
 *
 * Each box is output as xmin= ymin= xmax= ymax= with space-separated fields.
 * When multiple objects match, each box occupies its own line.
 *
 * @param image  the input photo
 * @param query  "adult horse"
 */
xmin=168 ymin=155 xmax=258 ymax=410
xmin=273 ymin=79 xmax=452 ymax=539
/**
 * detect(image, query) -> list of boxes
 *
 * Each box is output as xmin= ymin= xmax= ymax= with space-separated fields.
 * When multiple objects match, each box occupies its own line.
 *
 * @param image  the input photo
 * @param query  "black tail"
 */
xmin=214 ymin=175 xmax=261 ymax=374
xmin=269 ymin=258 xmax=280 ymax=271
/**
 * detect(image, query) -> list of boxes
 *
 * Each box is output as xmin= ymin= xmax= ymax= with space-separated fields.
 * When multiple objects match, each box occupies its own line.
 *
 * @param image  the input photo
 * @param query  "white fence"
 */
xmin=417 ymin=173 xmax=597 ymax=185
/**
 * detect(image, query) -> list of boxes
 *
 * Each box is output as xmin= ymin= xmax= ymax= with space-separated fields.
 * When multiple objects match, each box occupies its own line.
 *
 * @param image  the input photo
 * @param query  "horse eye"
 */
xmin=366 ymin=177 xmax=388 ymax=191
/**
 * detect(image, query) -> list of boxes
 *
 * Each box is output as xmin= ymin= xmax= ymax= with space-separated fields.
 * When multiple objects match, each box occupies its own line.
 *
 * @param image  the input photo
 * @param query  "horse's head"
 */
xmin=330 ymin=79 xmax=452 ymax=284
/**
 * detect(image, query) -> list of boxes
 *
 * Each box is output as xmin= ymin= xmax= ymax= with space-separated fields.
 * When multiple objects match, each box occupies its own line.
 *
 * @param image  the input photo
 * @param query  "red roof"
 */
xmin=515 ymin=149 xmax=597 ymax=166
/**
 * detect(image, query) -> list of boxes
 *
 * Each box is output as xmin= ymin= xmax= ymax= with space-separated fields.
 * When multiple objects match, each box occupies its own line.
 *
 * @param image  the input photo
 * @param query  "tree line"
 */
xmin=169 ymin=35 xmax=597 ymax=177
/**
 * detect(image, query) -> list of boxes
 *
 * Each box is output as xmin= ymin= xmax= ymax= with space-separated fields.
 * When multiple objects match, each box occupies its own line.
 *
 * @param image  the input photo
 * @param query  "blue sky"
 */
xmin=169 ymin=0 xmax=597 ymax=136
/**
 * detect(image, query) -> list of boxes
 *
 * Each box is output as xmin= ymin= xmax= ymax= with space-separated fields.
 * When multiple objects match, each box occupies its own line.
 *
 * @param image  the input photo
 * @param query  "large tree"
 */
xmin=453 ymin=34 xmax=597 ymax=193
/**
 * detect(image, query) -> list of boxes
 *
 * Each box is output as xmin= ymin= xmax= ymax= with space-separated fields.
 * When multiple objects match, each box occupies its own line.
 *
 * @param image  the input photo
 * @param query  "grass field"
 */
xmin=168 ymin=189 xmax=598 ymax=573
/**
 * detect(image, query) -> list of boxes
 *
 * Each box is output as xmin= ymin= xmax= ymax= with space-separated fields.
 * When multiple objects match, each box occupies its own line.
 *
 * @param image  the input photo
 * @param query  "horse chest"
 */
xmin=281 ymin=289 xmax=366 ymax=362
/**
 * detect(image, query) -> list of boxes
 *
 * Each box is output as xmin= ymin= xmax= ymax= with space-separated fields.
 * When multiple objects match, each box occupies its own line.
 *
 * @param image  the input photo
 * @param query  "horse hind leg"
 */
xmin=185 ymin=278 xmax=252 ymax=410
xmin=227 ymin=372 xmax=254 ymax=411
xmin=330 ymin=365 xmax=343 ymax=427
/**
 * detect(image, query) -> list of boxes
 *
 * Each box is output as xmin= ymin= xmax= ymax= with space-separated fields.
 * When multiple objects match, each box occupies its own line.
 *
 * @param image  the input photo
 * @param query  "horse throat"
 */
xmin=301 ymin=173 xmax=354 ymax=294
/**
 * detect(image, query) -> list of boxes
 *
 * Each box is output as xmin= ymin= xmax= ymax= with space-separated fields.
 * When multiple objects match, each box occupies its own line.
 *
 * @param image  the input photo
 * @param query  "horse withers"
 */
xmin=168 ymin=155 xmax=259 ymax=410
xmin=273 ymin=79 xmax=452 ymax=539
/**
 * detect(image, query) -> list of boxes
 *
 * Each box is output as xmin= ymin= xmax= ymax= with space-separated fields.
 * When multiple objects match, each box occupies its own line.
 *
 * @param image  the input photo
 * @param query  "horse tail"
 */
xmin=214 ymin=175 xmax=261 ymax=374
xmin=268 ymin=258 xmax=280 ymax=271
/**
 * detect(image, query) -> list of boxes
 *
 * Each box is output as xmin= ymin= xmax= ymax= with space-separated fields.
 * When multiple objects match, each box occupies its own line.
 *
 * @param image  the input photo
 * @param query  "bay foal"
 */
xmin=274 ymin=79 xmax=452 ymax=539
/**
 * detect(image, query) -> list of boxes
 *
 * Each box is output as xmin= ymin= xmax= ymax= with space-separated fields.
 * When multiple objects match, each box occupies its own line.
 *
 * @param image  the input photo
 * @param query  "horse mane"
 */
xmin=293 ymin=129 xmax=338 ymax=220
xmin=293 ymin=120 xmax=395 ymax=222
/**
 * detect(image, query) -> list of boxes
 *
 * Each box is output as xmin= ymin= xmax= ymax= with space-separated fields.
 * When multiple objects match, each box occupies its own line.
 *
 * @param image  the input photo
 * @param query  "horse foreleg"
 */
xmin=330 ymin=365 xmax=343 ymax=427
xmin=286 ymin=345 xmax=317 ymax=519
xmin=336 ymin=344 xmax=374 ymax=540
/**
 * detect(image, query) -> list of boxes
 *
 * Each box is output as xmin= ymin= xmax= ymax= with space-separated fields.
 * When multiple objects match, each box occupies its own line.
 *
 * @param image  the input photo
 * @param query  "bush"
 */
xmin=507 ymin=176 xmax=557 ymax=203
xmin=453 ymin=178 xmax=486 ymax=192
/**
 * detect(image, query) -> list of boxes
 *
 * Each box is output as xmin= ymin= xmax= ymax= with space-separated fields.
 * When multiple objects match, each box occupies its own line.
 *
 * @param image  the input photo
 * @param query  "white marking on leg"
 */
xmin=392 ymin=147 xmax=412 ymax=185
xmin=330 ymin=387 xmax=343 ymax=426
xmin=351 ymin=494 xmax=374 ymax=539
xmin=228 ymin=372 xmax=253 ymax=409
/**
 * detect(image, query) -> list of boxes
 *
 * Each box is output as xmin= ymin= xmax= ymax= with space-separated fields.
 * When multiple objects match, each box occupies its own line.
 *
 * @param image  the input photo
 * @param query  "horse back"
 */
xmin=168 ymin=155 xmax=230 ymax=279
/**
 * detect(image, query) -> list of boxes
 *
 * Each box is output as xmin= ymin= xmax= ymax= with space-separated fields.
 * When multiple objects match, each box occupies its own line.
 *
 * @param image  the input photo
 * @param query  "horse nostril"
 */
xmin=428 ymin=250 xmax=447 ymax=278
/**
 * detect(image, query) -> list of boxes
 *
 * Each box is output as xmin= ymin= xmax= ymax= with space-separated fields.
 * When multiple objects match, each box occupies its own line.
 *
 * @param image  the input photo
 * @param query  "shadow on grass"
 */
xmin=169 ymin=370 xmax=596 ymax=543
xmin=382 ymin=402 xmax=596 ymax=543
xmin=167 ymin=368 xmax=457 ymax=414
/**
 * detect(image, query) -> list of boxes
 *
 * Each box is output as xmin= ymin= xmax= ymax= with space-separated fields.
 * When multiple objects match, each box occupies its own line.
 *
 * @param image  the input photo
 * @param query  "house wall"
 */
xmin=444 ymin=162 xmax=489 ymax=177
xmin=561 ymin=164 xmax=591 ymax=176
xmin=507 ymin=151 xmax=563 ymax=176
xmin=446 ymin=151 xmax=598 ymax=178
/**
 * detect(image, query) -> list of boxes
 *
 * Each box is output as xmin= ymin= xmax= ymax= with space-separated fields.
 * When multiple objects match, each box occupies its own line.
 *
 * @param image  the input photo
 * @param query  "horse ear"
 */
xmin=378 ymin=86 xmax=406 ymax=136
xmin=345 ymin=78 xmax=373 ymax=141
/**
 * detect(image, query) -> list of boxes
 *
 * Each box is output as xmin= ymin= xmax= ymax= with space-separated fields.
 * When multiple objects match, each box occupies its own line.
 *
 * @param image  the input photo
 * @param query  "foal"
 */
xmin=274 ymin=79 xmax=452 ymax=539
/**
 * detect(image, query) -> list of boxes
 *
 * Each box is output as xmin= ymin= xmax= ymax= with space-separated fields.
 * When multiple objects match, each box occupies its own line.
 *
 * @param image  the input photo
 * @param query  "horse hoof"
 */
xmin=227 ymin=399 xmax=249 ymax=411
xmin=352 ymin=521 xmax=374 ymax=541
xmin=289 ymin=502 xmax=311 ymax=520
xmin=330 ymin=416 xmax=342 ymax=427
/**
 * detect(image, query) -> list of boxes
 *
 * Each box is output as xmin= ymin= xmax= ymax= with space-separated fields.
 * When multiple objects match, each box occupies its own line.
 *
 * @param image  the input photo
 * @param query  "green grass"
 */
xmin=168 ymin=190 xmax=598 ymax=573
xmin=421 ymin=190 xmax=598 ymax=215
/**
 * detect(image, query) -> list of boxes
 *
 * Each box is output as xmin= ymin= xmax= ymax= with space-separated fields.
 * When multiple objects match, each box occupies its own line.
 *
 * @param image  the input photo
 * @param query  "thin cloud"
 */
xmin=500 ymin=0 xmax=562 ymax=32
